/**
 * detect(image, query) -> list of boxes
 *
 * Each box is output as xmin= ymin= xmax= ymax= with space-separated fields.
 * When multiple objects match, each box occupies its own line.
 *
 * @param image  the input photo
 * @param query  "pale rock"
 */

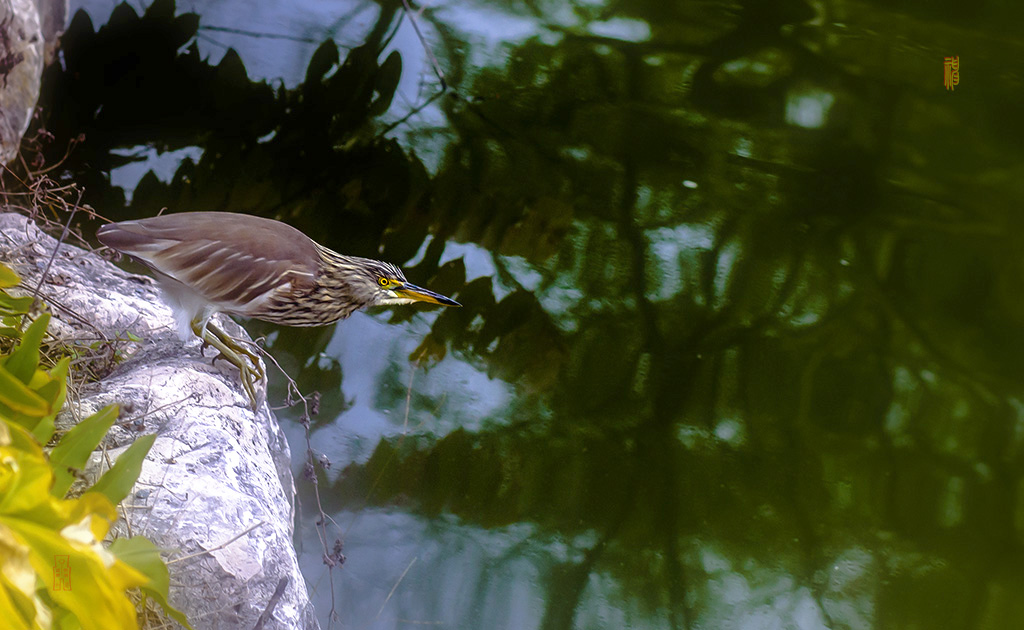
xmin=0 ymin=212 xmax=319 ymax=630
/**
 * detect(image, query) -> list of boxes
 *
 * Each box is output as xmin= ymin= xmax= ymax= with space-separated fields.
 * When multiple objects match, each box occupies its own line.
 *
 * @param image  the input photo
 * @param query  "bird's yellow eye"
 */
xmin=378 ymin=277 xmax=389 ymax=287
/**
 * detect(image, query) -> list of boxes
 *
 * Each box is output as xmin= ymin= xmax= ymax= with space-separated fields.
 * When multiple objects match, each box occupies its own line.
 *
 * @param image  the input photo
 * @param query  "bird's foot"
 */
xmin=191 ymin=319 xmax=266 ymax=410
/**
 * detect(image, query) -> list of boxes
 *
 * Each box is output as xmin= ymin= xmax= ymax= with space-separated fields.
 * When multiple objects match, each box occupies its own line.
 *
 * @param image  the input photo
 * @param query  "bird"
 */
xmin=97 ymin=211 xmax=460 ymax=409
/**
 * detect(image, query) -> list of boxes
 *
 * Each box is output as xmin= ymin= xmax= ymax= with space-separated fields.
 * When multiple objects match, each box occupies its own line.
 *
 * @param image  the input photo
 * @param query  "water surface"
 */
xmin=38 ymin=0 xmax=1024 ymax=628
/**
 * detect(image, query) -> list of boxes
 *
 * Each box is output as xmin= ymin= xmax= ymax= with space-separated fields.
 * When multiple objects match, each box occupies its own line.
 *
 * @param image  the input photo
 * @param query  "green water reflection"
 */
xmin=27 ymin=0 xmax=1024 ymax=627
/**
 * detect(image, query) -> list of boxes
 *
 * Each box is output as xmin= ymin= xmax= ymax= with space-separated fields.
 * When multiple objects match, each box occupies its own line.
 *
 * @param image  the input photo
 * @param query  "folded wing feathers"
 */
xmin=102 ymin=228 xmax=316 ymax=316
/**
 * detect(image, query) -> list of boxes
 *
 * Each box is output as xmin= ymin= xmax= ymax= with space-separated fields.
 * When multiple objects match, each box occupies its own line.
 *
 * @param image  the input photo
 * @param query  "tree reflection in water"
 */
xmin=28 ymin=0 xmax=1024 ymax=627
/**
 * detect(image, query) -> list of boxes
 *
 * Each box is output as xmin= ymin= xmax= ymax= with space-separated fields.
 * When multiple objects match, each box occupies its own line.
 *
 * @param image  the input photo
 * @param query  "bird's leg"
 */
xmin=190 ymin=319 xmax=265 ymax=410
xmin=206 ymin=320 xmax=265 ymax=380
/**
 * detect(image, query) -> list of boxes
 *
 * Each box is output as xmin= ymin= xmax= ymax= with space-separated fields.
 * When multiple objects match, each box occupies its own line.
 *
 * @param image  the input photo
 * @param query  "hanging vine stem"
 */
xmin=250 ymin=340 xmax=345 ymax=626
xmin=400 ymin=0 xmax=448 ymax=91
xmin=243 ymin=6 xmax=449 ymax=624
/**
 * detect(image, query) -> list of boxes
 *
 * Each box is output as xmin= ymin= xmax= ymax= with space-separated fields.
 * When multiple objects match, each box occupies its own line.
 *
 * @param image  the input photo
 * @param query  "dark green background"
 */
xmin=21 ymin=0 xmax=1024 ymax=628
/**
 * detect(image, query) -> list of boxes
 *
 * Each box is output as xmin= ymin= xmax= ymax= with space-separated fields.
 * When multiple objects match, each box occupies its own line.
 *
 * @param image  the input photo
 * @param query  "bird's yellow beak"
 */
xmin=394 ymin=283 xmax=461 ymax=307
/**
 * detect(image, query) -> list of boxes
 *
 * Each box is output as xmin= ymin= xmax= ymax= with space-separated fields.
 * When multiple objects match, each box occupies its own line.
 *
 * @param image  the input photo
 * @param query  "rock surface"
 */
xmin=35 ymin=0 xmax=67 ymax=63
xmin=1 ymin=0 xmax=44 ymax=164
xmin=0 ymin=212 xmax=319 ymax=630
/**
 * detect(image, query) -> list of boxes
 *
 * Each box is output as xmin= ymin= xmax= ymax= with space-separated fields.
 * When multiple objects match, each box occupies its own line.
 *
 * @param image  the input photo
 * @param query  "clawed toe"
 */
xmin=191 ymin=318 xmax=266 ymax=410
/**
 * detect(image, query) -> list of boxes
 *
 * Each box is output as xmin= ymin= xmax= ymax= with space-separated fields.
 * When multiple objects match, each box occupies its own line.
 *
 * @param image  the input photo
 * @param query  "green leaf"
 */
xmin=0 ymin=264 xmax=19 ymax=288
xmin=108 ymin=537 xmax=163 ymax=590
xmin=109 ymin=537 xmax=193 ymax=629
xmin=9 ymin=517 xmax=143 ymax=630
xmin=0 ymin=364 xmax=50 ymax=418
xmin=0 ymin=293 xmax=33 ymax=316
xmin=40 ymin=357 xmax=69 ymax=409
xmin=30 ymin=397 xmax=57 ymax=445
xmin=50 ymin=405 xmax=120 ymax=497
xmin=89 ymin=434 xmax=155 ymax=505
xmin=5 ymin=312 xmax=50 ymax=384
xmin=0 ymin=429 xmax=53 ymax=515
xmin=31 ymin=357 xmax=69 ymax=444
xmin=0 ymin=566 xmax=38 ymax=629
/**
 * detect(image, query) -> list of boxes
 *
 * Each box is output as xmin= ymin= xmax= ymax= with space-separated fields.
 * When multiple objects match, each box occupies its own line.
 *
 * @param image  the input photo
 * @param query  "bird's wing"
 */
xmin=97 ymin=212 xmax=319 ymax=315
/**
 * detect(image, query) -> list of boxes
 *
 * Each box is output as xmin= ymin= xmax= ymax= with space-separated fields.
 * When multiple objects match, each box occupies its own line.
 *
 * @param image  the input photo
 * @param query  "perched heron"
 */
xmin=97 ymin=211 xmax=459 ymax=408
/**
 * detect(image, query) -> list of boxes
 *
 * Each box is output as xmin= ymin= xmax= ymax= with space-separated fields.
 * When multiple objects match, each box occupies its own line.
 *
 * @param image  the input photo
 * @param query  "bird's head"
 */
xmin=347 ymin=258 xmax=461 ymax=310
